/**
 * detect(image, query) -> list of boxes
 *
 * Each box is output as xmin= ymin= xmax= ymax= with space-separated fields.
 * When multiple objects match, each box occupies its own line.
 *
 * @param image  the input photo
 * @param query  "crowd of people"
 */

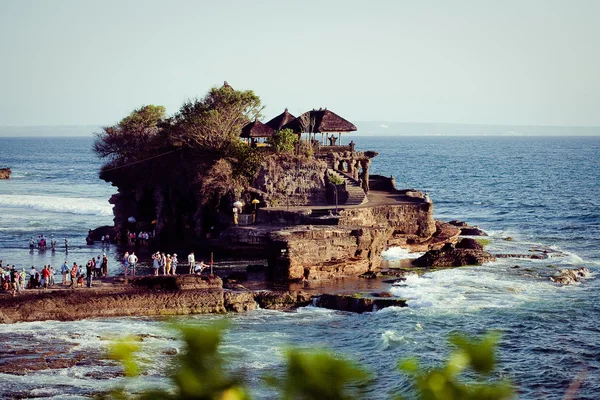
xmin=0 ymin=253 xmax=111 ymax=296
xmin=28 ymin=234 xmax=66 ymax=252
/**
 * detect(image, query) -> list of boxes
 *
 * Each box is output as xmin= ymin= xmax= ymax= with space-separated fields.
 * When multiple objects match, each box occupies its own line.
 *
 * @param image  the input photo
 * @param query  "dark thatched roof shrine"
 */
xmin=240 ymin=120 xmax=275 ymax=138
xmin=282 ymin=109 xmax=357 ymax=133
xmin=265 ymin=108 xmax=296 ymax=131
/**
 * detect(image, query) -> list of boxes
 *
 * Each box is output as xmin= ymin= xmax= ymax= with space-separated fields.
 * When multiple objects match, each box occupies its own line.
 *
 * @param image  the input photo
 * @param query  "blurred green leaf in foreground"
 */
xmin=99 ymin=325 xmax=513 ymax=400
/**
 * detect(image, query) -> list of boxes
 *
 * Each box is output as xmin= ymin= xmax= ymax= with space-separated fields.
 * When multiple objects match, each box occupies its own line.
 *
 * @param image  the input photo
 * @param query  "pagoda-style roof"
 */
xmin=282 ymin=109 xmax=357 ymax=133
xmin=240 ymin=120 xmax=275 ymax=138
xmin=265 ymin=108 xmax=296 ymax=131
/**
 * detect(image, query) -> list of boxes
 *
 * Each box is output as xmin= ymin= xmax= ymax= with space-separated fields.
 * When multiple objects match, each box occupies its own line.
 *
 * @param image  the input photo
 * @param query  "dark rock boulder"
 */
xmin=412 ymin=247 xmax=496 ymax=268
xmin=0 ymin=168 xmax=11 ymax=179
xmin=455 ymin=238 xmax=484 ymax=250
xmin=315 ymin=294 xmax=407 ymax=313
xmin=460 ymin=226 xmax=488 ymax=236
xmin=254 ymin=291 xmax=313 ymax=310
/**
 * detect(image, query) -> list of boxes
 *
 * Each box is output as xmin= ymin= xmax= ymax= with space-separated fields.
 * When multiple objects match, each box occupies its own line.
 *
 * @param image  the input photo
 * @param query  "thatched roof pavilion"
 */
xmin=240 ymin=120 xmax=274 ymax=140
xmin=265 ymin=108 xmax=296 ymax=131
xmin=282 ymin=109 xmax=357 ymax=145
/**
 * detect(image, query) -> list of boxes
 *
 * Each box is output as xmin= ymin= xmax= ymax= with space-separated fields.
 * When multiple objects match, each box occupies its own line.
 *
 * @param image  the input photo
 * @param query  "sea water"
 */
xmin=0 ymin=135 xmax=599 ymax=399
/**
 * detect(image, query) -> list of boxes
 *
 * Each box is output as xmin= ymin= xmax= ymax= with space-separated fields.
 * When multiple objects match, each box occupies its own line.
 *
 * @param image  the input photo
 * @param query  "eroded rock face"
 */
xmin=412 ymin=246 xmax=496 ymax=268
xmin=550 ymin=267 xmax=591 ymax=285
xmin=0 ymin=167 xmax=10 ymax=179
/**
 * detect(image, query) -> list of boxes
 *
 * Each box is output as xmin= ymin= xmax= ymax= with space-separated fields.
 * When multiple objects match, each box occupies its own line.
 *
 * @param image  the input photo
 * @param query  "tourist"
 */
xmin=172 ymin=254 xmax=178 ymax=275
xmin=64 ymin=237 xmax=69 ymax=251
xmin=102 ymin=253 xmax=108 ymax=277
xmin=48 ymin=265 xmax=55 ymax=286
xmin=194 ymin=261 xmax=208 ymax=275
xmin=51 ymin=235 xmax=57 ymax=251
xmin=188 ymin=252 xmax=195 ymax=274
xmin=61 ymin=261 xmax=69 ymax=284
xmin=69 ymin=263 xmax=78 ymax=288
xmin=19 ymin=268 xmax=26 ymax=289
xmin=127 ymin=252 xmax=138 ymax=276
xmin=160 ymin=253 xmax=166 ymax=274
xmin=41 ymin=266 xmax=51 ymax=289
xmin=152 ymin=252 xmax=160 ymax=276
xmin=122 ymin=251 xmax=129 ymax=276
xmin=10 ymin=266 xmax=21 ymax=296
xmin=29 ymin=266 xmax=37 ymax=288
xmin=29 ymin=237 xmax=35 ymax=250
xmin=86 ymin=260 xmax=93 ymax=288
xmin=165 ymin=254 xmax=172 ymax=275
xmin=96 ymin=255 xmax=102 ymax=277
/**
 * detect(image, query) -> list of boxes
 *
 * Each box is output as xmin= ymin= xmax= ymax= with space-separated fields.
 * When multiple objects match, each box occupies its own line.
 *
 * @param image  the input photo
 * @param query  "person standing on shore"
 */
xmin=10 ymin=266 xmax=20 ymax=296
xmin=187 ymin=252 xmax=195 ymax=274
xmin=165 ymin=254 xmax=172 ymax=275
xmin=86 ymin=260 xmax=93 ymax=288
xmin=102 ymin=253 xmax=108 ymax=277
xmin=48 ymin=265 xmax=55 ymax=286
xmin=69 ymin=263 xmax=78 ymax=288
xmin=127 ymin=252 xmax=138 ymax=276
xmin=122 ymin=252 xmax=129 ymax=276
xmin=41 ymin=266 xmax=50 ymax=289
xmin=61 ymin=261 xmax=69 ymax=284
xmin=152 ymin=252 xmax=160 ymax=276
xmin=172 ymin=254 xmax=178 ymax=275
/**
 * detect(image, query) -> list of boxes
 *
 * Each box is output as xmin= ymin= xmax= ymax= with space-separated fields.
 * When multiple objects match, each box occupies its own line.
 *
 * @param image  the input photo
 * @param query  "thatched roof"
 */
xmin=240 ymin=120 xmax=275 ymax=138
xmin=282 ymin=109 xmax=357 ymax=133
xmin=265 ymin=108 xmax=296 ymax=131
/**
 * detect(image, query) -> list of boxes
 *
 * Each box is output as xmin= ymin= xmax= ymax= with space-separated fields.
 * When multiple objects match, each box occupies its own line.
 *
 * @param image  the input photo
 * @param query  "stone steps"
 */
xmin=327 ymin=169 xmax=367 ymax=206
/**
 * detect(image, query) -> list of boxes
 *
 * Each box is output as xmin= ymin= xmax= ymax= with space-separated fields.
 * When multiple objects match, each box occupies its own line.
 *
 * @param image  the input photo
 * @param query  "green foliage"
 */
xmin=266 ymin=349 xmax=371 ymax=400
xmin=266 ymin=129 xmax=297 ymax=154
xmin=169 ymin=85 xmax=263 ymax=154
xmin=102 ymin=326 xmax=513 ymax=400
xmin=328 ymin=173 xmax=344 ymax=185
xmin=94 ymin=104 xmax=167 ymax=163
xmin=397 ymin=332 xmax=513 ymax=400
xmin=475 ymin=239 xmax=491 ymax=247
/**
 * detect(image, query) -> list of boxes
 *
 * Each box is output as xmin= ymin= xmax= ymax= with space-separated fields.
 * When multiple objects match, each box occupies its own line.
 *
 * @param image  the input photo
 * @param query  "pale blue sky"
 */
xmin=1 ymin=0 xmax=599 ymax=127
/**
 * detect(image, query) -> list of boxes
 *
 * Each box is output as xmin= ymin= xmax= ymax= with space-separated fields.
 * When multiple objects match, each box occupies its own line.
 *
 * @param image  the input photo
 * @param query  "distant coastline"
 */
xmin=2 ymin=123 xmax=600 ymax=137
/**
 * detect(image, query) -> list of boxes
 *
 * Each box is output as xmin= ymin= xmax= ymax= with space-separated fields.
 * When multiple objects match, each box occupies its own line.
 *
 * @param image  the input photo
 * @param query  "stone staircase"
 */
xmin=327 ymin=169 xmax=368 ymax=206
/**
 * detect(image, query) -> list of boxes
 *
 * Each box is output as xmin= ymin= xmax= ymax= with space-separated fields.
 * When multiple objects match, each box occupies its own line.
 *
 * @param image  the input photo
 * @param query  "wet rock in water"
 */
xmin=0 ymin=167 xmax=11 ymax=180
xmin=358 ymin=271 xmax=379 ymax=279
xmin=253 ymin=291 xmax=313 ymax=310
xmin=455 ymin=238 xmax=484 ymax=250
xmin=372 ymin=291 xmax=393 ymax=298
xmin=550 ymin=267 xmax=591 ymax=285
xmin=504 ymin=237 xmax=514 ymax=241
xmin=459 ymin=226 xmax=488 ymax=236
xmin=315 ymin=294 xmax=407 ymax=313
xmin=448 ymin=220 xmax=468 ymax=227
xmin=495 ymin=253 xmax=549 ymax=260
xmin=412 ymin=246 xmax=496 ymax=268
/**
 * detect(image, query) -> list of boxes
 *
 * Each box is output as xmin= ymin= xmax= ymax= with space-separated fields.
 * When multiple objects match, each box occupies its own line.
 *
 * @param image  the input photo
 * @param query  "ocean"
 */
xmin=0 ymin=135 xmax=599 ymax=399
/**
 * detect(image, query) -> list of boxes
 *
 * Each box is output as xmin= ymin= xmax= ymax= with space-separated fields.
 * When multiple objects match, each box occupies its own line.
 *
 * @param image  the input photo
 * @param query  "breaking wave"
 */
xmin=0 ymin=194 xmax=113 ymax=216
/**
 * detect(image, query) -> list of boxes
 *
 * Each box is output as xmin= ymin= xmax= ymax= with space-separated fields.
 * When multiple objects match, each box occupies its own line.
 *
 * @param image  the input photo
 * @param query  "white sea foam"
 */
xmin=382 ymin=247 xmax=423 ymax=260
xmin=389 ymin=267 xmax=557 ymax=313
xmin=0 ymin=194 xmax=113 ymax=216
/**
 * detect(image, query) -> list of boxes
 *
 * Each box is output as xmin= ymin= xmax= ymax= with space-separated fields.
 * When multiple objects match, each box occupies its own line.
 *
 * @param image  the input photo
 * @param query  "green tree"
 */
xmin=169 ymin=84 xmax=263 ymax=154
xmin=266 ymin=129 xmax=297 ymax=154
xmin=94 ymin=105 xmax=166 ymax=164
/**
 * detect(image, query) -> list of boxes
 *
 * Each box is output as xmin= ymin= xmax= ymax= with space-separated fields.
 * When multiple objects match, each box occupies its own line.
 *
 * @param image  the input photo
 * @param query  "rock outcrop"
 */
xmin=550 ymin=267 xmax=591 ymax=285
xmin=314 ymin=293 xmax=406 ymax=313
xmin=412 ymin=242 xmax=496 ymax=268
xmin=0 ymin=167 xmax=11 ymax=179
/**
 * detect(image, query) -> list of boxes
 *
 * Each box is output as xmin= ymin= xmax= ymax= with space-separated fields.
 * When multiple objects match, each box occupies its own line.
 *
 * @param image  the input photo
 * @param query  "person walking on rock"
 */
xmin=61 ymin=261 xmax=69 ymax=284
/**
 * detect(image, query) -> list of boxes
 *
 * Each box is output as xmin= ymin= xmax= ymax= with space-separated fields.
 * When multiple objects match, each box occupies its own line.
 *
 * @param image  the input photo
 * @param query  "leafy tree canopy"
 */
xmin=94 ymin=104 xmax=166 ymax=164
